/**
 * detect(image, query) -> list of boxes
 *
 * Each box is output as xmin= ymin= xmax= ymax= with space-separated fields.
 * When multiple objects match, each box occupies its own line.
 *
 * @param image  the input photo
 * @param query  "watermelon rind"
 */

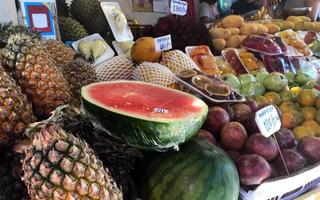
xmin=81 ymin=81 xmax=208 ymax=151
xmin=141 ymin=138 xmax=240 ymax=200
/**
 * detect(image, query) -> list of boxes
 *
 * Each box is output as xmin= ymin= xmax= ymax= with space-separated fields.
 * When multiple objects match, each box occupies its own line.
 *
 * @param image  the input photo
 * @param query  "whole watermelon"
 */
xmin=141 ymin=138 xmax=240 ymax=200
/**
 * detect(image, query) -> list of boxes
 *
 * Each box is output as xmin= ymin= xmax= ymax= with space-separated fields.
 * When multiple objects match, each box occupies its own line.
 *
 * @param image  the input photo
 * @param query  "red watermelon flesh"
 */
xmin=83 ymin=81 xmax=206 ymax=122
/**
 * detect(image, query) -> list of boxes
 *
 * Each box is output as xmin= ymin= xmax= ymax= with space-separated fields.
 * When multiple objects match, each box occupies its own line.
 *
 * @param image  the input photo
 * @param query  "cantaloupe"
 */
xmin=131 ymin=37 xmax=161 ymax=63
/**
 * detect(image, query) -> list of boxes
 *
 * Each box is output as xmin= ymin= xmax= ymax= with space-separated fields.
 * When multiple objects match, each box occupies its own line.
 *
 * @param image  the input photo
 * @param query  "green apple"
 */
xmin=263 ymin=72 xmax=288 ymax=92
xmin=252 ymin=69 xmax=269 ymax=84
xmin=241 ymin=83 xmax=266 ymax=97
xmin=239 ymin=74 xmax=256 ymax=87
xmin=220 ymin=73 xmax=241 ymax=91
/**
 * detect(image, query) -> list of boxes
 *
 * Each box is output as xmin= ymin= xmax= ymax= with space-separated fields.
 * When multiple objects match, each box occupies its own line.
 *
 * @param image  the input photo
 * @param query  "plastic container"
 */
xmin=175 ymin=69 xmax=245 ymax=103
xmin=185 ymin=45 xmax=219 ymax=76
xmin=112 ymin=40 xmax=134 ymax=56
xmin=100 ymin=2 xmax=133 ymax=42
xmin=240 ymin=162 xmax=320 ymax=200
xmin=222 ymin=48 xmax=250 ymax=75
xmin=72 ymin=33 xmax=115 ymax=67
xmin=241 ymin=35 xmax=283 ymax=56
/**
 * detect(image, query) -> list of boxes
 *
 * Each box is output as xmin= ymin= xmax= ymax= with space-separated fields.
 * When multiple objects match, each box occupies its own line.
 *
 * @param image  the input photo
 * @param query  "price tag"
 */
xmin=255 ymin=105 xmax=281 ymax=138
xmin=154 ymin=35 xmax=172 ymax=52
xmin=170 ymin=0 xmax=188 ymax=16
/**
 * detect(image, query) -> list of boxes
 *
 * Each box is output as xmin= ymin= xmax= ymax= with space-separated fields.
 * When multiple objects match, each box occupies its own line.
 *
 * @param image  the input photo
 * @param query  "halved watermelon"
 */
xmin=81 ymin=81 xmax=208 ymax=150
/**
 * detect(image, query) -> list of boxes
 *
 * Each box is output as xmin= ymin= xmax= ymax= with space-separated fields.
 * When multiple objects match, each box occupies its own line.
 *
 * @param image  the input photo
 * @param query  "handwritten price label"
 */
xmin=170 ymin=0 xmax=188 ymax=16
xmin=154 ymin=35 xmax=172 ymax=52
xmin=255 ymin=105 xmax=281 ymax=138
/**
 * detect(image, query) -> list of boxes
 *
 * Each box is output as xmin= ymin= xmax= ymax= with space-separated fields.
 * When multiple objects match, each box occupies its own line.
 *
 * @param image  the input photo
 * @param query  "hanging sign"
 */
xmin=170 ymin=0 xmax=188 ymax=16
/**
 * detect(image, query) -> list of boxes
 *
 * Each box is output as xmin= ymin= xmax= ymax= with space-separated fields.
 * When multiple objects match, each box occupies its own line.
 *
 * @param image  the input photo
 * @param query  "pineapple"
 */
xmin=62 ymin=58 xmax=96 ymax=100
xmin=1 ymin=33 xmax=71 ymax=118
xmin=0 ymin=66 xmax=35 ymax=145
xmin=58 ymin=17 xmax=88 ymax=42
xmin=41 ymin=39 xmax=75 ymax=69
xmin=0 ymin=150 xmax=28 ymax=200
xmin=56 ymin=106 xmax=142 ymax=199
xmin=20 ymin=122 xmax=123 ymax=200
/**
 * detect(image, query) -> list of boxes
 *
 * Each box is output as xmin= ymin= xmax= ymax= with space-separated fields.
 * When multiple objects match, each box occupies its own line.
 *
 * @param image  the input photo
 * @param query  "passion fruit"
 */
xmin=192 ymin=75 xmax=213 ymax=89
xmin=178 ymin=69 xmax=198 ymax=79
xmin=204 ymin=82 xmax=232 ymax=97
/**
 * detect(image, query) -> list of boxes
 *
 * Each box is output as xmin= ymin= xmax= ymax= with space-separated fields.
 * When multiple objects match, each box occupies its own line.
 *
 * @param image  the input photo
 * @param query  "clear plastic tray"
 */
xmin=175 ymin=69 xmax=245 ymax=103
xmin=72 ymin=33 xmax=115 ymax=67
xmin=101 ymin=2 xmax=133 ymax=42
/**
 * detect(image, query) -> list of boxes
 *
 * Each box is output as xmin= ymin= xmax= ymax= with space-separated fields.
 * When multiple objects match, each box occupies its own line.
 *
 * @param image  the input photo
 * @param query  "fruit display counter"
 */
xmin=1 ymin=0 xmax=320 ymax=199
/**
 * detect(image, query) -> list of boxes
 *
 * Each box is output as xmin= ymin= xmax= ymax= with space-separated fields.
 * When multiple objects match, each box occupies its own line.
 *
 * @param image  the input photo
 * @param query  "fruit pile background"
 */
xmin=0 ymin=0 xmax=320 ymax=199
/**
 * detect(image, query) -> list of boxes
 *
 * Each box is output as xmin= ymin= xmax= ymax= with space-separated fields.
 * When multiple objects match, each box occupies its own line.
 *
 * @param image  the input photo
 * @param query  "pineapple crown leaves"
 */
xmin=21 ymin=105 xmax=77 ymax=151
xmin=0 ymin=23 xmax=40 ymax=46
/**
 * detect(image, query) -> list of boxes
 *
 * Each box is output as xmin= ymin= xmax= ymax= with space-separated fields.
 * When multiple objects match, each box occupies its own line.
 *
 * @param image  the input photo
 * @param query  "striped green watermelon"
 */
xmin=141 ymin=138 xmax=240 ymax=200
xmin=81 ymin=81 xmax=208 ymax=151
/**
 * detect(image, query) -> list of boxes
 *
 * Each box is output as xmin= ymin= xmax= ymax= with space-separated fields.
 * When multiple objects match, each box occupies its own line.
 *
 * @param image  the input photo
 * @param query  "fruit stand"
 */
xmin=0 ymin=0 xmax=320 ymax=199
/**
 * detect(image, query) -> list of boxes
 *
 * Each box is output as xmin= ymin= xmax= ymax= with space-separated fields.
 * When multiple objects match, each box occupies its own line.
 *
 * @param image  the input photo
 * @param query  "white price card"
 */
xmin=255 ymin=105 xmax=281 ymax=138
xmin=154 ymin=34 xmax=172 ymax=52
xmin=170 ymin=0 xmax=188 ymax=16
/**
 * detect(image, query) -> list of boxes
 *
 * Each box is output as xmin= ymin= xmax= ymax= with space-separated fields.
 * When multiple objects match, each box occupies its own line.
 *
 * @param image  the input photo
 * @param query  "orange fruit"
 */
xmin=279 ymin=102 xmax=301 ymax=113
xmin=264 ymin=92 xmax=282 ymax=106
xmin=293 ymin=126 xmax=315 ymax=141
xmin=254 ymin=96 xmax=269 ymax=107
xmin=302 ymin=120 xmax=320 ymax=137
xmin=281 ymin=112 xmax=295 ymax=129
xmin=280 ymin=90 xmax=296 ymax=102
xmin=301 ymin=106 xmax=317 ymax=121
xmin=288 ymin=110 xmax=305 ymax=126
xmin=290 ymin=86 xmax=302 ymax=96
xmin=315 ymin=97 xmax=320 ymax=109
xmin=297 ymin=89 xmax=317 ymax=107
xmin=315 ymin=110 xmax=320 ymax=124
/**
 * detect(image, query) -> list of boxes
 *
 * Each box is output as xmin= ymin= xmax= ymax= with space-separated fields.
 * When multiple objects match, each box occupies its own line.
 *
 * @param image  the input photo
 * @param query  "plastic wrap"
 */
xmin=222 ymin=48 xmax=250 ymax=75
xmin=81 ymin=81 xmax=208 ymax=151
xmin=276 ymin=30 xmax=312 ymax=57
xmin=241 ymin=35 xmax=283 ymax=55
xmin=185 ymin=45 xmax=220 ymax=76
xmin=176 ymin=69 xmax=245 ymax=103
xmin=236 ymin=49 xmax=265 ymax=72
xmin=262 ymin=54 xmax=296 ymax=73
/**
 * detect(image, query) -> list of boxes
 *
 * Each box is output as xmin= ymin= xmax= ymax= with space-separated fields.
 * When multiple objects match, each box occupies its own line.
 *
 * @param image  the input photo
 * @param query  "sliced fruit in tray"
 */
xmin=237 ymin=49 xmax=265 ymax=72
xmin=185 ymin=45 xmax=220 ymax=76
xmin=222 ymin=48 xmax=250 ymax=75
xmin=241 ymin=35 xmax=283 ymax=55
xmin=176 ymin=69 xmax=245 ymax=103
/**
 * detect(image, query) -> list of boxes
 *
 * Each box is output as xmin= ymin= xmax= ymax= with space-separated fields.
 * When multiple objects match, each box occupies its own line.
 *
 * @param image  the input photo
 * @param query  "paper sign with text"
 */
xmin=255 ymin=105 xmax=281 ymax=137
xmin=154 ymin=35 xmax=172 ymax=52
xmin=170 ymin=0 xmax=188 ymax=16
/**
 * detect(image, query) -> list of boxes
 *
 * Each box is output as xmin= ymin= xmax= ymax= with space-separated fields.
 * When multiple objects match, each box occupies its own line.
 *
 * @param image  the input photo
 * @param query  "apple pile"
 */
xmin=199 ymin=99 xmax=320 ymax=186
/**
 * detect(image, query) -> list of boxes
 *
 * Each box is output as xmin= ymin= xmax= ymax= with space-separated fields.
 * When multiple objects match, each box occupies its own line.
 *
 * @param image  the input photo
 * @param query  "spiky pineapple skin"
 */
xmin=0 ymin=66 xmax=35 ymax=145
xmin=56 ymin=106 xmax=142 ymax=200
xmin=58 ymin=17 xmax=88 ymax=42
xmin=2 ymin=34 xmax=71 ymax=118
xmin=41 ymin=39 xmax=75 ymax=69
xmin=22 ymin=123 xmax=123 ymax=200
xmin=62 ymin=58 xmax=96 ymax=99
xmin=70 ymin=0 xmax=114 ymax=43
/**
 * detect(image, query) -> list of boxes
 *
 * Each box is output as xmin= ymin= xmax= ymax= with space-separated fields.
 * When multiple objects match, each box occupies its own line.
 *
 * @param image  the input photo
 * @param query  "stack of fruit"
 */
xmin=202 ymin=100 xmax=320 ymax=187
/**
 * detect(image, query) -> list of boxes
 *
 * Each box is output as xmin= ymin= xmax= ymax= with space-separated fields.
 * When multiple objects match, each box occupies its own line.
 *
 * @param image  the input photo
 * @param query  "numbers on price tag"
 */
xmin=154 ymin=35 xmax=172 ymax=52
xmin=170 ymin=0 xmax=188 ymax=16
xmin=255 ymin=105 xmax=281 ymax=138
